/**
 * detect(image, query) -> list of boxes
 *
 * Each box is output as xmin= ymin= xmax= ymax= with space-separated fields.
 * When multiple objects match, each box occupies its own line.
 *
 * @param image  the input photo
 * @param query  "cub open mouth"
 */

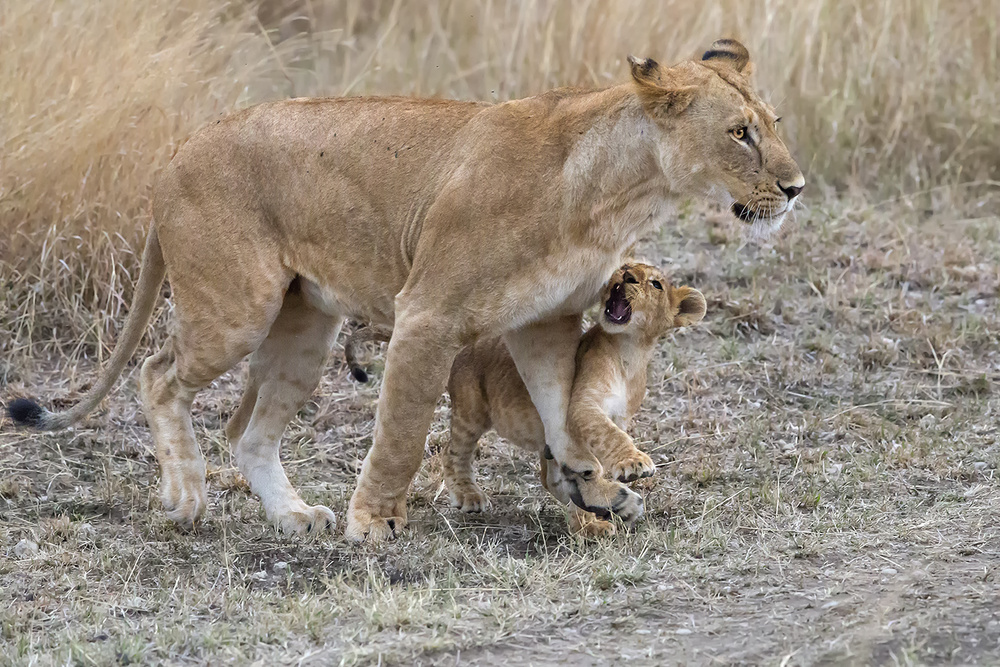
xmin=604 ymin=282 xmax=632 ymax=324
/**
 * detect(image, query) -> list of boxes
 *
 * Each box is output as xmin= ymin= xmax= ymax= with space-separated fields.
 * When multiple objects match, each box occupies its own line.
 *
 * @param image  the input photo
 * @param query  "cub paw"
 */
xmin=609 ymin=450 xmax=655 ymax=483
xmin=448 ymin=485 xmax=490 ymax=513
xmin=569 ymin=509 xmax=617 ymax=538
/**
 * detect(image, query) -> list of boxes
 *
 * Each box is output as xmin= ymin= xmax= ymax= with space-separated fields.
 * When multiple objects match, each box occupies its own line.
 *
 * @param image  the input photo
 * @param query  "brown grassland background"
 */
xmin=1 ymin=1 xmax=999 ymax=665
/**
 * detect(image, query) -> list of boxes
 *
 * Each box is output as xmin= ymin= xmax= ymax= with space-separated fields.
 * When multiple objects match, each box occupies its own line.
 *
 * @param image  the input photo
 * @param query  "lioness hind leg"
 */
xmin=142 ymin=314 xmax=279 ymax=529
xmin=140 ymin=221 xmax=291 ymax=529
xmin=228 ymin=285 xmax=341 ymax=535
xmin=141 ymin=343 xmax=207 ymax=529
xmin=442 ymin=363 xmax=491 ymax=512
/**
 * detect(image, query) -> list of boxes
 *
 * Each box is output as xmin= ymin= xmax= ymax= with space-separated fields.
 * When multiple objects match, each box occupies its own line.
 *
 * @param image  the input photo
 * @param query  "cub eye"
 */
xmin=623 ymin=272 xmax=638 ymax=284
xmin=651 ymin=280 xmax=663 ymax=290
xmin=731 ymin=126 xmax=747 ymax=141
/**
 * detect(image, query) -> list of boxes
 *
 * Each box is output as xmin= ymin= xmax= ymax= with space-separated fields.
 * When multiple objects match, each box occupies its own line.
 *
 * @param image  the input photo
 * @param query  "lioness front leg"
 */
xmin=345 ymin=311 xmax=461 ymax=542
xmin=504 ymin=315 xmax=643 ymax=523
xmin=502 ymin=315 xmax=603 ymax=478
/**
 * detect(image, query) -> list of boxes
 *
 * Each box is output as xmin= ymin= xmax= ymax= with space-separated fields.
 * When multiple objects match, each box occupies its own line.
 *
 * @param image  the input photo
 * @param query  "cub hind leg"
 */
xmin=226 ymin=281 xmax=342 ymax=535
xmin=442 ymin=355 xmax=491 ymax=512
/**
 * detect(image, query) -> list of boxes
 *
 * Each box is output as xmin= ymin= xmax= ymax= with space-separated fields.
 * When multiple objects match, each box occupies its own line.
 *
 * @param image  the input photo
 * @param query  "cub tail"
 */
xmin=343 ymin=324 xmax=392 ymax=383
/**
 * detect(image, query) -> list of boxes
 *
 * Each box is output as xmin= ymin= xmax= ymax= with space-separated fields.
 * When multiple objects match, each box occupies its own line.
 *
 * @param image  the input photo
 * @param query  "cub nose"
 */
xmin=778 ymin=177 xmax=804 ymax=200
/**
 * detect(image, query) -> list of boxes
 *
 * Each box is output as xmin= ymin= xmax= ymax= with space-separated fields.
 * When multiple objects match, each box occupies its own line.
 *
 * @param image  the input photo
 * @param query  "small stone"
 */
xmin=273 ymin=561 xmax=289 ymax=572
xmin=14 ymin=539 xmax=39 ymax=558
xmin=252 ymin=570 xmax=267 ymax=581
xmin=973 ymin=461 xmax=988 ymax=471
xmin=675 ymin=628 xmax=692 ymax=635
xmin=881 ymin=567 xmax=898 ymax=576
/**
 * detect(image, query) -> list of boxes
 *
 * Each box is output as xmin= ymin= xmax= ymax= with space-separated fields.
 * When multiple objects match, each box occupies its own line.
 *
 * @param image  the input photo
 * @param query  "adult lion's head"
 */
xmin=629 ymin=39 xmax=804 ymax=239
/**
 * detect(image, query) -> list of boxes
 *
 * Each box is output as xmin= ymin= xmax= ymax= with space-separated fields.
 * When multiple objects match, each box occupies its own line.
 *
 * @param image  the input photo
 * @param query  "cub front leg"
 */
xmin=569 ymin=395 xmax=655 ymax=483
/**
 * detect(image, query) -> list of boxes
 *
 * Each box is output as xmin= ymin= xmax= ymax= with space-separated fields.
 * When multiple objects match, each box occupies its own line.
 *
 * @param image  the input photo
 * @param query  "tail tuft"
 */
xmin=7 ymin=398 xmax=47 ymax=428
xmin=350 ymin=367 xmax=370 ymax=383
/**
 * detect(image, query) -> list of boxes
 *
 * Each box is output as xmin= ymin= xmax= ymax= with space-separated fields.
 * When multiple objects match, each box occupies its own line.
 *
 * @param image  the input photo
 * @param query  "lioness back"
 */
xmin=154 ymin=96 xmax=489 ymax=325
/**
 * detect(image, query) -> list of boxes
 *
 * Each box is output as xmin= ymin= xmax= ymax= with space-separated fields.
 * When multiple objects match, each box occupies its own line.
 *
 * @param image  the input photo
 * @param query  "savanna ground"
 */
xmin=1 ymin=1 xmax=999 ymax=665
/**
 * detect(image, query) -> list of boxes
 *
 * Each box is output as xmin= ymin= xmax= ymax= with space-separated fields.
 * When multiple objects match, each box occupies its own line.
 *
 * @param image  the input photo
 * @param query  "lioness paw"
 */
xmin=159 ymin=461 xmax=209 ymax=530
xmin=344 ymin=507 xmax=405 ymax=543
xmin=609 ymin=485 xmax=644 ymax=524
xmin=609 ymin=450 xmax=655 ymax=483
xmin=557 ymin=473 xmax=644 ymax=526
xmin=448 ymin=485 xmax=490 ymax=513
xmin=274 ymin=504 xmax=337 ymax=536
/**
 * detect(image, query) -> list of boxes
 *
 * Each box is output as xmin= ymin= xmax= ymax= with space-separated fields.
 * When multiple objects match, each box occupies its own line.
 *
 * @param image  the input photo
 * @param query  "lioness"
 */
xmin=346 ymin=263 xmax=707 ymax=536
xmin=8 ymin=39 xmax=802 ymax=543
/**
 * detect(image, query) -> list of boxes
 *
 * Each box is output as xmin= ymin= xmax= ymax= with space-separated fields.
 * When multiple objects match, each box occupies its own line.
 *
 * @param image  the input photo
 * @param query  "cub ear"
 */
xmin=701 ymin=38 xmax=754 ymax=76
xmin=627 ymin=55 xmax=696 ymax=116
xmin=673 ymin=287 xmax=707 ymax=327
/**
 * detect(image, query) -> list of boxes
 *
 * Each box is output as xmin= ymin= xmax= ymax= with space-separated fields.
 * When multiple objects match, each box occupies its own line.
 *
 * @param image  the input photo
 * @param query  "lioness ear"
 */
xmin=627 ymin=55 xmax=696 ymax=116
xmin=701 ymin=39 xmax=753 ymax=76
xmin=673 ymin=287 xmax=707 ymax=327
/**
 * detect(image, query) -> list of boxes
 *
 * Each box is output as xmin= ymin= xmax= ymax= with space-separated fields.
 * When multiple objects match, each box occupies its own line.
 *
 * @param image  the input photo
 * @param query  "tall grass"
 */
xmin=2 ymin=0 xmax=998 ymax=364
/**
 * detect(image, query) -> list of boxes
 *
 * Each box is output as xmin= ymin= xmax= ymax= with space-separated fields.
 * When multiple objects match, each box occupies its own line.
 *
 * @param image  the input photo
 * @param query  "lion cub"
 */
xmin=346 ymin=263 xmax=706 ymax=536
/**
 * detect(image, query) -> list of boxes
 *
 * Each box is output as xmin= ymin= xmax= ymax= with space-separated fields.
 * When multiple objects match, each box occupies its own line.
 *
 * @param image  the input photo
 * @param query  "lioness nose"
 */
xmin=778 ymin=177 xmax=804 ymax=200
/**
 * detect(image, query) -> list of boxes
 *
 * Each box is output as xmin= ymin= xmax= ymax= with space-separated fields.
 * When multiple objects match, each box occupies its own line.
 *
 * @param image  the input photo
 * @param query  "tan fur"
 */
xmin=441 ymin=264 xmax=705 ymax=536
xmin=10 ymin=40 xmax=800 ymax=542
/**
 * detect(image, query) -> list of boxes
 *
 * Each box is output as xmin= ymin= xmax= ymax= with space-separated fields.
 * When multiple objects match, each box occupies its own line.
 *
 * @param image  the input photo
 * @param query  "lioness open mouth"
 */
xmin=604 ymin=282 xmax=632 ymax=324
xmin=731 ymin=202 xmax=775 ymax=223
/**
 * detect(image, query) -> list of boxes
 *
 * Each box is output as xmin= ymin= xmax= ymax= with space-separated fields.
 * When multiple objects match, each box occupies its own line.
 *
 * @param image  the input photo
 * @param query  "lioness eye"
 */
xmin=731 ymin=127 xmax=746 ymax=141
xmin=623 ymin=272 xmax=638 ymax=284
xmin=651 ymin=280 xmax=663 ymax=290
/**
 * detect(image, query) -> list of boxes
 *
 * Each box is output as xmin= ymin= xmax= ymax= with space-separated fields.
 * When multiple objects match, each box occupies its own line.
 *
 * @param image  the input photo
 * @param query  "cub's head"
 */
xmin=628 ymin=39 xmax=804 ymax=239
xmin=600 ymin=263 xmax=706 ymax=340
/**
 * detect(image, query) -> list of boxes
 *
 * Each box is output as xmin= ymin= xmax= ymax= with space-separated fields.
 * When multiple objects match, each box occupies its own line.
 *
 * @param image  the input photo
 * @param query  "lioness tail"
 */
xmin=6 ymin=228 xmax=167 ymax=430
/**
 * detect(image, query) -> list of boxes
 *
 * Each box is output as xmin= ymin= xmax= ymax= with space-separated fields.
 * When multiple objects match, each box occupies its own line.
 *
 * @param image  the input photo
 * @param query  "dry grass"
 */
xmin=2 ymin=0 xmax=1000 ymax=664
xmin=2 ymin=0 xmax=999 ymax=362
